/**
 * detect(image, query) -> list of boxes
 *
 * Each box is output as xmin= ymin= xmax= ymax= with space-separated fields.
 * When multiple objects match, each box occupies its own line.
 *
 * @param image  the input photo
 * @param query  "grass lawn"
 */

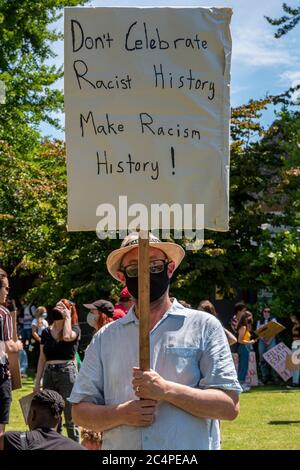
xmin=8 ymin=374 xmax=35 ymax=433
xmin=222 ymin=386 xmax=300 ymax=450
xmin=7 ymin=376 xmax=300 ymax=450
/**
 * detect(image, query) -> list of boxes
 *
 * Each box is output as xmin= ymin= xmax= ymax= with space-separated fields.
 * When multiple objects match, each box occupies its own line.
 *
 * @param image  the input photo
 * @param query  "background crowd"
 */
xmin=1 ymin=263 xmax=299 ymax=450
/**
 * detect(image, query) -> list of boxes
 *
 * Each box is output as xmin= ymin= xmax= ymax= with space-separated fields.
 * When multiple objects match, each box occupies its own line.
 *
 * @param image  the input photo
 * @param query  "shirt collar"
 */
xmin=119 ymin=306 xmax=138 ymax=325
xmin=166 ymin=298 xmax=189 ymax=317
xmin=119 ymin=298 xmax=188 ymax=326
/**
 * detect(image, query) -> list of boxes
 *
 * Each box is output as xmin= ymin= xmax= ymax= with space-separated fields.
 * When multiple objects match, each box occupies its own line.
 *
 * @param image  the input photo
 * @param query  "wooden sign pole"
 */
xmin=138 ymin=230 xmax=150 ymax=371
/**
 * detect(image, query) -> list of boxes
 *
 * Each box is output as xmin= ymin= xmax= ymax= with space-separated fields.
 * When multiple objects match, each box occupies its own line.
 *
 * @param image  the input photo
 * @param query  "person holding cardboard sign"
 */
xmin=0 ymin=268 xmax=23 ymax=433
xmin=256 ymin=306 xmax=279 ymax=385
xmin=70 ymin=232 xmax=241 ymax=450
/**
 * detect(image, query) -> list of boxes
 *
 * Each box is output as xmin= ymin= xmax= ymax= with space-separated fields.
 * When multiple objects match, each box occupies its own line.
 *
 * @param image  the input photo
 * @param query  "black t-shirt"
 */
xmin=4 ymin=428 xmax=86 ymax=450
xmin=41 ymin=326 xmax=81 ymax=361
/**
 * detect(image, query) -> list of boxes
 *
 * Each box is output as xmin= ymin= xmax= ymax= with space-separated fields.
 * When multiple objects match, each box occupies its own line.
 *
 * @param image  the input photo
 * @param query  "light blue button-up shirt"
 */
xmin=69 ymin=299 xmax=241 ymax=450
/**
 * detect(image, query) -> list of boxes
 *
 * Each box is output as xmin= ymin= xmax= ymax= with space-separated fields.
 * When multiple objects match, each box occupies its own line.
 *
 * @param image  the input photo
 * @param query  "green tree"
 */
xmin=265 ymin=3 xmax=300 ymax=37
xmin=0 ymin=0 xmax=86 ymax=151
xmin=0 ymin=138 xmax=119 ymax=304
xmin=172 ymin=96 xmax=300 ymax=315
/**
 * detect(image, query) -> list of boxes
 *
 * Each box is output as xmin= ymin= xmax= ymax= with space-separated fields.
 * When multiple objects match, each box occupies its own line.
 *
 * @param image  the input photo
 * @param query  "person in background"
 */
xmin=237 ymin=310 xmax=257 ymax=392
xmin=198 ymin=300 xmax=237 ymax=347
xmin=34 ymin=299 xmax=81 ymax=442
xmin=114 ymin=287 xmax=133 ymax=319
xmin=286 ymin=312 xmax=300 ymax=390
xmin=18 ymin=334 xmax=28 ymax=378
xmin=256 ymin=306 xmax=278 ymax=385
xmin=0 ymin=268 xmax=23 ymax=433
xmin=31 ymin=306 xmax=49 ymax=371
xmin=18 ymin=298 xmax=36 ymax=350
xmin=81 ymin=300 xmax=114 ymax=449
xmin=0 ymin=389 xmax=85 ymax=450
xmin=84 ymin=299 xmax=114 ymax=331
xmin=231 ymin=302 xmax=247 ymax=335
xmin=7 ymin=298 xmax=29 ymax=378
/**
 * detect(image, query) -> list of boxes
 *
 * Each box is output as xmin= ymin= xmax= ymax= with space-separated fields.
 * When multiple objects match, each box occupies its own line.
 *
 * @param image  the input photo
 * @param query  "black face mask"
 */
xmin=125 ymin=263 xmax=170 ymax=303
xmin=52 ymin=308 xmax=63 ymax=321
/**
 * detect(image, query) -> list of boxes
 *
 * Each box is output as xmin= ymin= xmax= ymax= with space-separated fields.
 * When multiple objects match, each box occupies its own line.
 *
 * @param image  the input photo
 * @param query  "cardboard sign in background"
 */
xmin=255 ymin=320 xmax=285 ymax=342
xmin=65 ymin=7 xmax=232 ymax=232
xmin=263 ymin=342 xmax=292 ymax=382
xmin=19 ymin=392 xmax=35 ymax=424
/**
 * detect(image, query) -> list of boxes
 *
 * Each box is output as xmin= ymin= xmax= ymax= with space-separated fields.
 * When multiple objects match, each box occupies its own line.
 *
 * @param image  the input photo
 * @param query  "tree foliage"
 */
xmin=173 ymin=96 xmax=300 ymax=315
xmin=265 ymin=3 xmax=300 ymax=37
xmin=0 ymin=0 xmax=86 ymax=151
xmin=0 ymin=138 xmax=120 ymax=304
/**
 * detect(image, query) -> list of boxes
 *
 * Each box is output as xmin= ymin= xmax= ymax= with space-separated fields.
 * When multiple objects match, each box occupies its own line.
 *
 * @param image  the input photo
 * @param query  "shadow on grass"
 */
xmin=249 ymin=386 xmax=300 ymax=394
xmin=269 ymin=420 xmax=300 ymax=425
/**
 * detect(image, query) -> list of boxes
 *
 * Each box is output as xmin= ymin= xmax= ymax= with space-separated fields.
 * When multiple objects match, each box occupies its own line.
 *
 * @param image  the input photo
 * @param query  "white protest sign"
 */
xmin=65 ymin=7 xmax=232 ymax=232
xmin=263 ymin=342 xmax=293 ymax=382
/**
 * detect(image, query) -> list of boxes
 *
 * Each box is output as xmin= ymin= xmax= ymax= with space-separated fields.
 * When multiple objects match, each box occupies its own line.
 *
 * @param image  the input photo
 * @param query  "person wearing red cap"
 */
xmin=113 ymin=287 xmax=133 ymax=320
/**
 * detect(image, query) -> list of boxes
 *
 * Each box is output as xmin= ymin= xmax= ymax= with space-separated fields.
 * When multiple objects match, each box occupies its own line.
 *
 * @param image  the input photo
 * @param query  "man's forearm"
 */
xmin=72 ymin=402 xmax=125 ymax=432
xmin=163 ymin=382 xmax=239 ymax=421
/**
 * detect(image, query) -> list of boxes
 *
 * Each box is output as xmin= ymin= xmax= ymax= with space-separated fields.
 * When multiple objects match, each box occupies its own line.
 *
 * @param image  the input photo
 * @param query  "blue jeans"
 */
xmin=21 ymin=326 xmax=32 ymax=344
xmin=292 ymin=369 xmax=300 ymax=385
xmin=237 ymin=344 xmax=251 ymax=383
xmin=19 ymin=349 xmax=28 ymax=375
xmin=258 ymin=339 xmax=277 ymax=383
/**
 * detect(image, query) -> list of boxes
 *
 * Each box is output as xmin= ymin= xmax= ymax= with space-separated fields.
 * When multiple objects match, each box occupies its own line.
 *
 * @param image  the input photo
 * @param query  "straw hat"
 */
xmin=106 ymin=232 xmax=185 ymax=281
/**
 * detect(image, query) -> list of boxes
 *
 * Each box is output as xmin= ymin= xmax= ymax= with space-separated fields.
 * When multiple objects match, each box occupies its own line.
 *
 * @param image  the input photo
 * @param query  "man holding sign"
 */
xmin=255 ymin=307 xmax=284 ymax=385
xmin=70 ymin=233 xmax=241 ymax=450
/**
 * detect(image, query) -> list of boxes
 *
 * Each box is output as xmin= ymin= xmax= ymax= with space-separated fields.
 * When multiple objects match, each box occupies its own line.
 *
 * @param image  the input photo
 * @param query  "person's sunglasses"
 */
xmin=121 ymin=259 xmax=169 ymax=278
